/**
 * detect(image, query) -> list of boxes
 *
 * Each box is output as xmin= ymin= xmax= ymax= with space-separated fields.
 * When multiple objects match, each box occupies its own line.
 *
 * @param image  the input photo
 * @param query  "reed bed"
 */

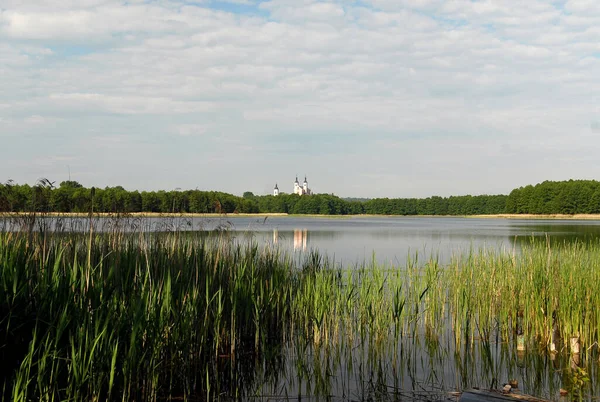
xmin=445 ymin=240 xmax=600 ymax=354
xmin=0 ymin=220 xmax=599 ymax=400
xmin=1 ymin=228 xmax=298 ymax=401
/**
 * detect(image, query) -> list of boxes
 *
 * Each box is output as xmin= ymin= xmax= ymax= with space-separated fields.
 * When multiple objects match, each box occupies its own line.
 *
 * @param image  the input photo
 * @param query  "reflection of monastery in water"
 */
xmin=293 ymin=229 xmax=308 ymax=251
xmin=272 ymin=228 xmax=308 ymax=251
xmin=273 ymin=176 xmax=311 ymax=196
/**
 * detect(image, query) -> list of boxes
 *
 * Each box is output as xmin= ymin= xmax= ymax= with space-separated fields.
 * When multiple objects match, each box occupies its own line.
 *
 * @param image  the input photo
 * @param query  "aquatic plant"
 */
xmin=1 ymin=216 xmax=600 ymax=400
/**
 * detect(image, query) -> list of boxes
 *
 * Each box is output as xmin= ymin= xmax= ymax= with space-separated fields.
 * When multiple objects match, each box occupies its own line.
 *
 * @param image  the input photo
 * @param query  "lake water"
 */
xmin=185 ymin=215 xmax=600 ymax=265
xmin=4 ymin=214 xmax=600 ymax=399
xmin=193 ymin=216 xmax=600 ymax=401
xmin=5 ymin=215 xmax=600 ymax=265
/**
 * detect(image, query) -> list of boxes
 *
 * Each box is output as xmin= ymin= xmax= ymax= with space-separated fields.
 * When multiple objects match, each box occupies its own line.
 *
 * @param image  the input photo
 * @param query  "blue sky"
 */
xmin=1 ymin=0 xmax=599 ymax=198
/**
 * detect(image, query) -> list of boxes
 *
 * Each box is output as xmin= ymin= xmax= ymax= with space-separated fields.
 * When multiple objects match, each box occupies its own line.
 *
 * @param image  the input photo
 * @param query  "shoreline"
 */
xmin=468 ymin=213 xmax=600 ymax=220
xmin=0 ymin=212 xmax=287 ymax=218
xmin=2 ymin=212 xmax=600 ymax=220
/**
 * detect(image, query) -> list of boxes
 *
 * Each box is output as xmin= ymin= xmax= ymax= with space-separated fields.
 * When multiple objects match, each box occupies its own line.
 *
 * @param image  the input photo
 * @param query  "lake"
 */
xmin=3 ymin=214 xmax=600 ymax=399
xmin=209 ymin=215 xmax=600 ymax=264
xmin=170 ymin=216 xmax=600 ymax=399
xmin=5 ymin=214 xmax=600 ymax=264
xmin=135 ymin=215 xmax=600 ymax=265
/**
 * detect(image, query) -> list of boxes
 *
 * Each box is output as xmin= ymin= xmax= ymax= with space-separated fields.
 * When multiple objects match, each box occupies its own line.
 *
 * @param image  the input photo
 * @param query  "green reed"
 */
xmin=445 ymin=239 xmax=600 ymax=355
xmin=1 ymin=221 xmax=600 ymax=400
xmin=1 ymin=228 xmax=299 ymax=400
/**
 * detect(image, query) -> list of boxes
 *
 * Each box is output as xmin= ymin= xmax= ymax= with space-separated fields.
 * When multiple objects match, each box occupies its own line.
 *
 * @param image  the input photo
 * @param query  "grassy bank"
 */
xmin=1 ymin=225 xmax=598 ymax=400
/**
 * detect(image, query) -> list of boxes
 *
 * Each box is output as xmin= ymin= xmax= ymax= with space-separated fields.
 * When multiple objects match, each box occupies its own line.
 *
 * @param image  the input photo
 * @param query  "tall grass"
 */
xmin=1 ymin=227 xmax=300 ymax=400
xmin=445 ymin=239 xmax=600 ymax=354
xmin=1 ymin=217 xmax=599 ymax=400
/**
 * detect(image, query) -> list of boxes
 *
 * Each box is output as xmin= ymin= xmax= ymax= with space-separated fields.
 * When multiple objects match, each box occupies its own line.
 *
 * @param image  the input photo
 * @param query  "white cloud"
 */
xmin=1 ymin=0 xmax=600 ymax=196
xmin=220 ymin=0 xmax=254 ymax=4
xmin=48 ymin=93 xmax=215 ymax=115
xmin=174 ymin=124 xmax=208 ymax=136
xmin=1 ymin=10 xmax=96 ymax=39
xmin=24 ymin=115 xmax=52 ymax=124
xmin=565 ymin=0 xmax=600 ymax=14
xmin=0 ymin=2 xmax=197 ymax=41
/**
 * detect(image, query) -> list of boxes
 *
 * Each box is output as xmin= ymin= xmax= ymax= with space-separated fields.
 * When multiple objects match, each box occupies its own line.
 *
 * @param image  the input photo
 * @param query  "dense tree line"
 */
xmin=0 ymin=180 xmax=258 ymax=214
xmin=6 ymin=178 xmax=598 ymax=216
xmin=360 ymin=194 xmax=507 ymax=215
xmin=246 ymin=193 xmax=365 ymax=215
xmin=0 ymin=179 xmax=506 ymax=216
xmin=505 ymin=180 xmax=600 ymax=214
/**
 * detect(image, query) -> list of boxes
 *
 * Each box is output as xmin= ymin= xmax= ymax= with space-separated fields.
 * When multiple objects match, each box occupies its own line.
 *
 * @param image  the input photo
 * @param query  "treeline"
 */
xmin=360 ymin=195 xmax=507 ymax=215
xmin=0 ymin=180 xmax=258 ymax=214
xmin=248 ymin=193 xmax=507 ymax=215
xmin=250 ymin=193 xmax=364 ymax=215
xmin=0 ymin=179 xmax=508 ymax=215
xmin=506 ymin=180 xmax=600 ymax=214
xmin=6 ymin=178 xmax=600 ymax=216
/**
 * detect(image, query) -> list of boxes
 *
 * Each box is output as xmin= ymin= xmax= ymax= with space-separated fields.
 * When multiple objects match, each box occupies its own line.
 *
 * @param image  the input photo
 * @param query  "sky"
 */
xmin=1 ymin=0 xmax=599 ymax=198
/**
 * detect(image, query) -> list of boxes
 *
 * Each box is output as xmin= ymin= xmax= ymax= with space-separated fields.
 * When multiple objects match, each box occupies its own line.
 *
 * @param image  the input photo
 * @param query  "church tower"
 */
xmin=303 ymin=176 xmax=309 ymax=194
xmin=294 ymin=176 xmax=301 ymax=195
xmin=273 ymin=183 xmax=279 ymax=196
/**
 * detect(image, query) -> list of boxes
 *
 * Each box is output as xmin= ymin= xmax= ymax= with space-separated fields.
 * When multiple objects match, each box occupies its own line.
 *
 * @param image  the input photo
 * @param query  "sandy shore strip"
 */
xmin=469 ymin=214 xmax=600 ymax=220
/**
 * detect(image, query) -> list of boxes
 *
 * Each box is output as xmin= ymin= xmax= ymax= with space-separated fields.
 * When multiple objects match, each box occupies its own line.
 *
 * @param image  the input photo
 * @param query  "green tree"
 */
xmin=59 ymin=180 xmax=83 ymax=189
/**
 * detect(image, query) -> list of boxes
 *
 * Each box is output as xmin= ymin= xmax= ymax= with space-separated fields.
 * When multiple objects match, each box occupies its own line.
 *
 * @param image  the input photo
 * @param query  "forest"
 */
xmin=505 ymin=180 xmax=600 ymax=214
xmin=0 ymin=178 xmax=597 ymax=216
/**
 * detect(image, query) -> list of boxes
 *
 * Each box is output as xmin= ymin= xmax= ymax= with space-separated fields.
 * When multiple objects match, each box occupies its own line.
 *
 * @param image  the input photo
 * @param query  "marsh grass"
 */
xmin=1 ymin=224 xmax=298 ymax=400
xmin=445 ymin=239 xmax=600 ymax=356
xmin=1 ymin=215 xmax=599 ymax=400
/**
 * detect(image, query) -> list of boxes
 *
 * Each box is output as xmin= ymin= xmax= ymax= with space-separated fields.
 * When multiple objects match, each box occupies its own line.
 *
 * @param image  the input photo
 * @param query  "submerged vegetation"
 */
xmin=1 ymin=215 xmax=599 ymax=400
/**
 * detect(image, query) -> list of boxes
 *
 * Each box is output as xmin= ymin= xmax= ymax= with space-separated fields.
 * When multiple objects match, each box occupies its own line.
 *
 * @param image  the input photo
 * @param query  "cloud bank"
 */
xmin=1 ymin=0 xmax=599 ymax=197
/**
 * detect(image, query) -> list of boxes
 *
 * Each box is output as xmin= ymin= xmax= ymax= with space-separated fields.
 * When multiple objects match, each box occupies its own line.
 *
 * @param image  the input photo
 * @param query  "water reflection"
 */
xmin=293 ymin=228 xmax=308 ymax=251
xmin=240 ymin=322 xmax=597 ymax=401
xmin=3 ymin=215 xmax=600 ymax=265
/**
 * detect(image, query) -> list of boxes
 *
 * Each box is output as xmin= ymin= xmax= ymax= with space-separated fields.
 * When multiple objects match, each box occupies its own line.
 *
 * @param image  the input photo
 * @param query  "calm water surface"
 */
xmin=5 ymin=215 xmax=600 ymax=264
xmin=190 ymin=216 xmax=600 ymax=265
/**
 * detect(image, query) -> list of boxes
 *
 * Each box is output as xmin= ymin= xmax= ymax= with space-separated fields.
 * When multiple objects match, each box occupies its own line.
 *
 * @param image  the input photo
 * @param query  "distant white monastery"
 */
xmin=273 ymin=176 xmax=312 ymax=196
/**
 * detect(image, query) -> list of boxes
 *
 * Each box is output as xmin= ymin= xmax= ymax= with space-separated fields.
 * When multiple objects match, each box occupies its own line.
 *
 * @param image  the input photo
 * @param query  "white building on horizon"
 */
xmin=294 ymin=176 xmax=311 ymax=196
xmin=273 ymin=176 xmax=312 ymax=196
